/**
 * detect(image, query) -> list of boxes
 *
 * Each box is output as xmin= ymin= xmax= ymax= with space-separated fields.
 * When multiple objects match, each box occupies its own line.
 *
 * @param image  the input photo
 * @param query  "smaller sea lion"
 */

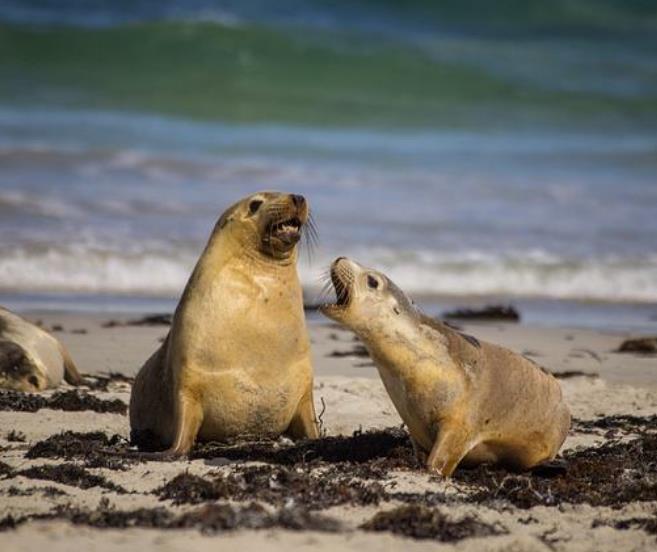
xmin=320 ymin=258 xmax=571 ymax=476
xmin=0 ymin=307 xmax=82 ymax=391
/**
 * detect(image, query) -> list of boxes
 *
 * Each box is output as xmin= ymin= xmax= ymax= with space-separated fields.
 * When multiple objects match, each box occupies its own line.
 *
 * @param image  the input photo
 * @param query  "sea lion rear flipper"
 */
xmin=60 ymin=345 xmax=84 ymax=386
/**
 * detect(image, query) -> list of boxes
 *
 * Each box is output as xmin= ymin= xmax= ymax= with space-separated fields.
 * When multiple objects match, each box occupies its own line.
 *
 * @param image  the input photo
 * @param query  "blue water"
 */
xmin=0 ymin=1 xmax=656 ymax=329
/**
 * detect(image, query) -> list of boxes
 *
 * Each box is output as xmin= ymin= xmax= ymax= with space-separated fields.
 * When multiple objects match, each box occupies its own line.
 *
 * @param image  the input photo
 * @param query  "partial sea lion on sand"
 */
xmin=130 ymin=191 xmax=319 ymax=456
xmin=0 ymin=307 xmax=82 ymax=391
xmin=321 ymin=258 xmax=571 ymax=476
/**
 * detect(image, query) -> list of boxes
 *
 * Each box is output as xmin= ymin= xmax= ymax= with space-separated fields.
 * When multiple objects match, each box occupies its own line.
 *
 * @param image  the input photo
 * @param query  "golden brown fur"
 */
xmin=129 ymin=192 xmax=319 ymax=456
xmin=0 ymin=306 xmax=82 ymax=391
xmin=321 ymin=258 xmax=570 ymax=476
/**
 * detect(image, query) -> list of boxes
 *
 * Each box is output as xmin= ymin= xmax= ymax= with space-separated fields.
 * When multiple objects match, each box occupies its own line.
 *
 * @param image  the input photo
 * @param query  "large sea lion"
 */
xmin=130 ymin=191 xmax=319 ymax=456
xmin=0 ymin=307 xmax=82 ymax=391
xmin=320 ymin=258 xmax=571 ymax=476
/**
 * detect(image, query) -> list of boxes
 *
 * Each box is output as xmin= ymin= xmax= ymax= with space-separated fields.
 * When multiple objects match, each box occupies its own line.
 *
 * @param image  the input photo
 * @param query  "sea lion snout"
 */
xmin=239 ymin=191 xmax=311 ymax=258
xmin=0 ymin=340 xmax=43 ymax=391
xmin=290 ymin=194 xmax=305 ymax=208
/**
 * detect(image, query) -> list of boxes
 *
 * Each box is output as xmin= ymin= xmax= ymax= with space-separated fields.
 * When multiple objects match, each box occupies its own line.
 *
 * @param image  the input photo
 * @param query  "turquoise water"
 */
xmin=0 ymin=1 xmax=656 ymax=328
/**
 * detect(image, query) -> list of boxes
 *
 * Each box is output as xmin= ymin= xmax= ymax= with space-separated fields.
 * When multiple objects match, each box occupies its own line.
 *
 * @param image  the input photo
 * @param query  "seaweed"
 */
xmin=7 ymin=486 xmax=68 ymax=497
xmin=601 ymin=513 xmax=657 ymax=536
xmin=0 ymin=502 xmax=340 ymax=534
xmin=361 ymin=505 xmax=506 ymax=541
xmin=574 ymin=415 xmax=657 ymax=434
xmin=0 ymin=390 xmax=127 ymax=415
xmin=16 ymin=463 xmax=127 ymax=493
xmin=551 ymin=370 xmax=598 ymax=379
xmin=191 ymin=427 xmax=414 ymax=467
xmin=617 ymin=337 xmax=657 ymax=355
xmin=26 ymin=431 xmax=135 ymax=470
xmin=442 ymin=305 xmax=520 ymax=322
xmin=0 ymin=461 xmax=13 ymax=476
xmin=459 ymin=434 xmax=657 ymax=509
xmin=102 ymin=314 xmax=172 ymax=328
xmin=156 ymin=466 xmax=389 ymax=510
xmin=82 ymin=372 xmax=134 ymax=392
xmin=327 ymin=345 xmax=369 ymax=358
xmin=6 ymin=430 xmax=26 ymax=442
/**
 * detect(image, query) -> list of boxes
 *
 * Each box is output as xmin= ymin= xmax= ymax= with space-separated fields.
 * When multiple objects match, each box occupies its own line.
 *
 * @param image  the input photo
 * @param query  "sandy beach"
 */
xmin=1 ymin=311 xmax=656 ymax=551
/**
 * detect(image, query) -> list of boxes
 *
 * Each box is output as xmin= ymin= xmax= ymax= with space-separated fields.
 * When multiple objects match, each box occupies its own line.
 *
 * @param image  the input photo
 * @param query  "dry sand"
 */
xmin=1 ymin=311 xmax=656 ymax=551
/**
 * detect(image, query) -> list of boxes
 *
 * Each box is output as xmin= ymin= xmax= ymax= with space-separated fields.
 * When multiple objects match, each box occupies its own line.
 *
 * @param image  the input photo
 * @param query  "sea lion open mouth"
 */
xmin=321 ymin=259 xmax=354 ymax=313
xmin=269 ymin=216 xmax=303 ymax=245
xmin=260 ymin=195 xmax=309 ymax=256
xmin=331 ymin=266 xmax=351 ymax=307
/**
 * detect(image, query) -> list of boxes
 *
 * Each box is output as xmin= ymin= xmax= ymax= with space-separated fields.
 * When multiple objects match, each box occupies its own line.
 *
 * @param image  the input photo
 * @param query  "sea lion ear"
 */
xmin=216 ymin=203 xmax=240 ymax=229
xmin=218 ymin=215 xmax=232 ymax=229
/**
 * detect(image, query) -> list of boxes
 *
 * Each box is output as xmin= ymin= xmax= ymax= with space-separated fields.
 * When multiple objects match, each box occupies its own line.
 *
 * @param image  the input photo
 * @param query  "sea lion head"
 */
xmin=216 ymin=191 xmax=310 ymax=261
xmin=0 ymin=340 xmax=46 ymax=392
xmin=320 ymin=257 xmax=417 ymax=333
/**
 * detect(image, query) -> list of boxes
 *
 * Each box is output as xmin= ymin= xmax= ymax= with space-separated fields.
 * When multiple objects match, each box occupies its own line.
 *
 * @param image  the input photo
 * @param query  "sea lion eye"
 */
xmin=367 ymin=275 xmax=379 ymax=289
xmin=248 ymin=200 xmax=263 ymax=215
xmin=28 ymin=376 xmax=39 ymax=387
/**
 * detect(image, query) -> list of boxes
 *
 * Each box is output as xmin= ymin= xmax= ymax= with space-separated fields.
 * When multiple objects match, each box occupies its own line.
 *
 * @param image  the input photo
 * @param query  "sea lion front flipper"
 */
xmin=426 ymin=421 xmax=475 ymax=477
xmin=285 ymin=388 xmax=320 ymax=440
xmin=60 ymin=344 xmax=84 ymax=386
xmin=164 ymin=392 xmax=204 ymax=456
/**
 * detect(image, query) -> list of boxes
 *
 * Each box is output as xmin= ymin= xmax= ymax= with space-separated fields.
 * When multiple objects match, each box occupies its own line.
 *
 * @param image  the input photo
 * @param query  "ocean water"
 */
xmin=1 ymin=1 xmax=656 ymax=328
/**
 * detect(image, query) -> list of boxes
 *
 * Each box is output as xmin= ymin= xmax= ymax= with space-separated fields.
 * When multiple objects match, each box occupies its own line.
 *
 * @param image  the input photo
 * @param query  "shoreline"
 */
xmin=2 ymin=291 xmax=656 ymax=333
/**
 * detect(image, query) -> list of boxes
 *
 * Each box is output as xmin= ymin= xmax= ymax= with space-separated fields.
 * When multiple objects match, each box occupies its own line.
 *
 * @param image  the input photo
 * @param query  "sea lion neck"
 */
xmin=207 ymin=228 xmax=299 ymax=271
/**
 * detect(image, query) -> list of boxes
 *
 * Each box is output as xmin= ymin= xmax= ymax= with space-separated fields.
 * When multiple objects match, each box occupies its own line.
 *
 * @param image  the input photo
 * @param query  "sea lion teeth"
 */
xmin=320 ymin=257 xmax=571 ymax=477
xmin=130 ymin=191 xmax=319 ymax=457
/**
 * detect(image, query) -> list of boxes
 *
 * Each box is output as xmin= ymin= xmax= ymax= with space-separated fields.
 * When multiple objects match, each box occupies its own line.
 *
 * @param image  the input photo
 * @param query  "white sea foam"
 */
xmin=1 ymin=245 xmax=656 ymax=303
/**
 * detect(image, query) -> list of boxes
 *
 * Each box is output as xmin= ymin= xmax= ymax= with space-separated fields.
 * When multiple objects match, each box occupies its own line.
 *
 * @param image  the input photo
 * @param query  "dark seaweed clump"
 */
xmin=16 ymin=463 xmax=127 ymax=493
xmin=442 ymin=305 xmax=520 ymax=322
xmin=0 ymin=502 xmax=340 ymax=534
xmin=574 ymin=415 xmax=657 ymax=435
xmin=156 ymin=473 xmax=225 ymax=505
xmin=7 ymin=486 xmax=68 ymax=497
xmin=6 ymin=430 xmax=26 ymax=442
xmin=0 ymin=390 xmax=127 ymax=415
xmin=617 ymin=337 xmax=657 ymax=355
xmin=26 ymin=431 xmax=135 ymax=470
xmin=156 ymin=466 xmax=389 ymax=510
xmin=102 ymin=314 xmax=172 ymax=328
xmin=82 ymin=372 xmax=134 ymax=392
xmin=550 ymin=370 xmax=598 ymax=379
xmin=328 ymin=345 xmax=369 ymax=358
xmin=0 ymin=461 xmax=12 ymax=476
xmin=362 ymin=505 xmax=506 ymax=541
xmin=191 ymin=427 xmax=415 ymax=467
xmin=459 ymin=434 xmax=657 ymax=509
xmin=604 ymin=513 xmax=657 ymax=536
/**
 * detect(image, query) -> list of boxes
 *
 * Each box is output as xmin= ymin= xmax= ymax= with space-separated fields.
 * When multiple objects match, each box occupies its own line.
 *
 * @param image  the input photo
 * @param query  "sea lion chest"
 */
xmin=368 ymin=332 xmax=464 ymax=451
xmin=178 ymin=268 xmax=310 ymax=439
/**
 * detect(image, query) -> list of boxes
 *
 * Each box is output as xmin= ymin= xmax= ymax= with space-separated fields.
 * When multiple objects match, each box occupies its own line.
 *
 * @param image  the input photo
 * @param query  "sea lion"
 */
xmin=130 ymin=191 xmax=319 ymax=456
xmin=320 ymin=258 xmax=571 ymax=476
xmin=0 ymin=307 xmax=83 ymax=391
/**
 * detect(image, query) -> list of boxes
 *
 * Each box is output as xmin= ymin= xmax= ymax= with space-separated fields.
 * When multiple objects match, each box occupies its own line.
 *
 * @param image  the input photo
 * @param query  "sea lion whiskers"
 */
xmin=315 ymin=270 xmax=335 ymax=306
xmin=303 ymin=210 xmax=319 ymax=261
